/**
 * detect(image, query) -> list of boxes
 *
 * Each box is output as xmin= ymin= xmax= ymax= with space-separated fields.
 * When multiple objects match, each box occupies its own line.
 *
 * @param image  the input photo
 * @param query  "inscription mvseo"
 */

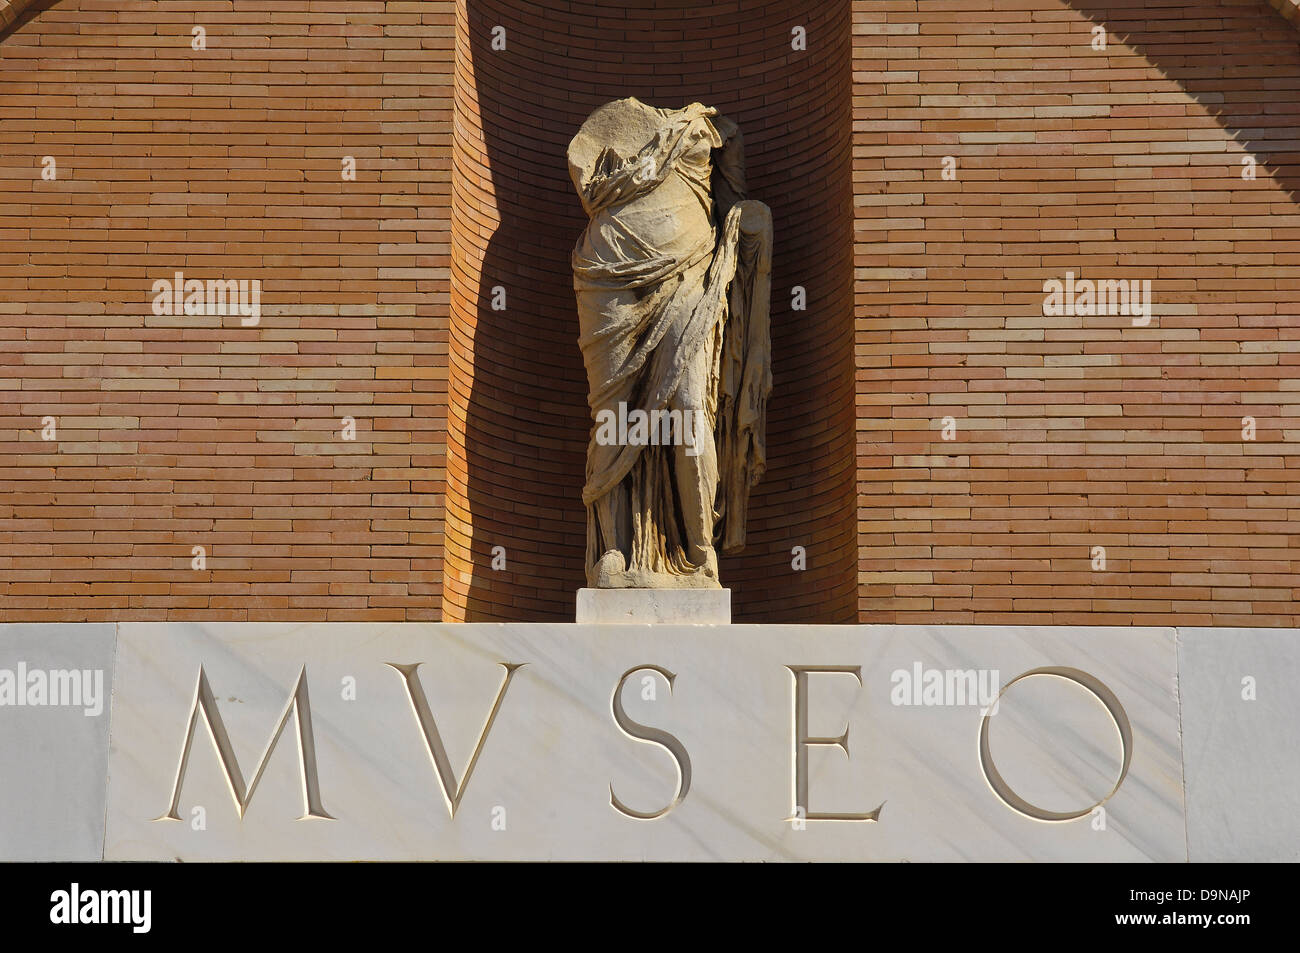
xmin=154 ymin=662 xmax=1131 ymax=827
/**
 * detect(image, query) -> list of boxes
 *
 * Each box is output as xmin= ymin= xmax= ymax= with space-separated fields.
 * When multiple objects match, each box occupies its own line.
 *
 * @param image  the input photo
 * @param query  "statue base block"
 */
xmin=576 ymin=588 xmax=731 ymax=624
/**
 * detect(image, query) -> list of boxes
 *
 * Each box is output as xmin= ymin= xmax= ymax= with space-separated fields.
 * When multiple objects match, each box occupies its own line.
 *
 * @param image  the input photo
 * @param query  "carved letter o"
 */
xmin=978 ymin=667 xmax=1133 ymax=822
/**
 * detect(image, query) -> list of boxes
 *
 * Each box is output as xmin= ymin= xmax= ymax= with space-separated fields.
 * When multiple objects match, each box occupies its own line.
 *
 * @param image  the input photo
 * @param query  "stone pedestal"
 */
xmin=575 ymin=587 xmax=731 ymax=624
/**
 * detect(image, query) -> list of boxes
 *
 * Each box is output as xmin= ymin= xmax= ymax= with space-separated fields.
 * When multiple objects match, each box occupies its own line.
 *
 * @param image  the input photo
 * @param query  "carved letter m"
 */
xmin=157 ymin=665 xmax=333 ymax=822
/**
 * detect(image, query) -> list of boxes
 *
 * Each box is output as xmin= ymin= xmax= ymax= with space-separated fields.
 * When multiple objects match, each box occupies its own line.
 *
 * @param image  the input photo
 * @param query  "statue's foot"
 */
xmin=682 ymin=546 xmax=720 ymax=588
xmin=591 ymin=549 xmax=627 ymax=588
xmin=701 ymin=546 xmax=718 ymax=581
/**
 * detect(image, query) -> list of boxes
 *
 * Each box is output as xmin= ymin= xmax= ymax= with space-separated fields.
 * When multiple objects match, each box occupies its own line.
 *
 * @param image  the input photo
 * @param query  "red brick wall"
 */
xmin=855 ymin=0 xmax=1300 ymax=626
xmin=3 ymin=0 xmax=1299 ymax=625
xmin=1265 ymin=0 xmax=1300 ymax=27
xmin=0 ymin=0 xmax=453 ymax=620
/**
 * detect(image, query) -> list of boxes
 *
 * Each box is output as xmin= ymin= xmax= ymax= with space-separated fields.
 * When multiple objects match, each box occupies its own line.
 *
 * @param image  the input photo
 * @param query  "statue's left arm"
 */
xmin=709 ymin=114 xmax=748 ymax=223
xmin=706 ymin=112 xmax=773 ymax=555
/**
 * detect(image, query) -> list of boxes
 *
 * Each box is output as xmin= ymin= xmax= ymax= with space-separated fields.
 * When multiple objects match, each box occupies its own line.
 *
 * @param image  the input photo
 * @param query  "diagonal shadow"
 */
xmin=1062 ymin=0 xmax=1300 ymax=202
xmin=0 ymin=0 xmax=54 ymax=39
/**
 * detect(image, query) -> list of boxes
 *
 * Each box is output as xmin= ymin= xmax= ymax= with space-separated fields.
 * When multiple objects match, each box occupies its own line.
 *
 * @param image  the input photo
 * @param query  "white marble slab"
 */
xmin=576 ymin=587 xmax=731 ymax=623
xmin=105 ymin=623 xmax=1184 ymax=861
xmin=1178 ymin=627 xmax=1300 ymax=862
xmin=0 ymin=623 xmax=117 ymax=861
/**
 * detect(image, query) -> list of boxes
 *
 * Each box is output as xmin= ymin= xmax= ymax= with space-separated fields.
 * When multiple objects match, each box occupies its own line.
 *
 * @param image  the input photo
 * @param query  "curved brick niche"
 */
xmin=444 ymin=0 xmax=857 ymax=621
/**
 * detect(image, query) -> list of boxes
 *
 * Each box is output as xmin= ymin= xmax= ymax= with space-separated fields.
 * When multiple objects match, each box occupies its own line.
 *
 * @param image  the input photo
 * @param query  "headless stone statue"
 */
xmin=568 ymin=98 xmax=772 ymax=589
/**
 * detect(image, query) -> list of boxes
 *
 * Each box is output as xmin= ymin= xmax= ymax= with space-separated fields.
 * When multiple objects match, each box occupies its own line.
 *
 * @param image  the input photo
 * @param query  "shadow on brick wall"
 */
xmin=1064 ymin=0 xmax=1300 ymax=201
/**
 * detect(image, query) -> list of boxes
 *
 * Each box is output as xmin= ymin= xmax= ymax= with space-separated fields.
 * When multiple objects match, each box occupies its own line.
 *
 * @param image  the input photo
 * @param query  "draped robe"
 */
xmin=568 ymin=98 xmax=772 ymax=586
